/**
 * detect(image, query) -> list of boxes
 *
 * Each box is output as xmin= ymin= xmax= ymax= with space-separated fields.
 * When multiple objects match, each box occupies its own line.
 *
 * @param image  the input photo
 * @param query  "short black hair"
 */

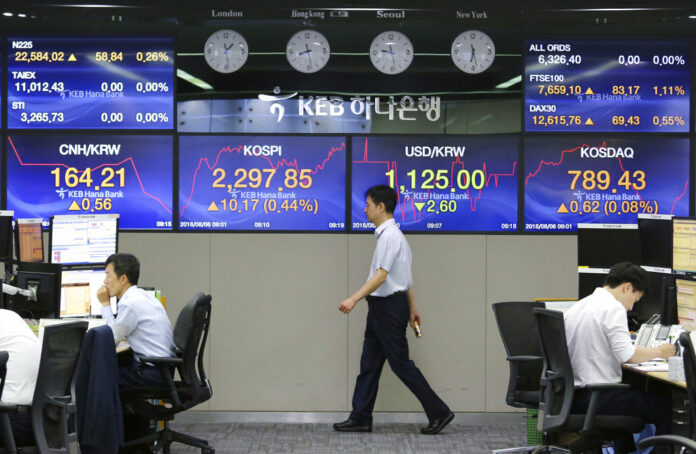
xmin=603 ymin=261 xmax=650 ymax=293
xmin=105 ymin=253 xmax=140 ymax=286
xmin=365 ymin=185 xmax=397 ymax=213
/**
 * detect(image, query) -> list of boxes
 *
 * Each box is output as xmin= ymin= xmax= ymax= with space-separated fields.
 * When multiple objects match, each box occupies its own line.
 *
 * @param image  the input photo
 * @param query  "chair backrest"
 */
xmin=679 ymin=331 xmax=696 ymax=439
xmin=32 ymin=321 xmax=88 ymax=453
xmin=533 ymin=308 xmax=575 ymax=432
xmin=492 ymin=302 xmax=545 ymax=406
xmin=0 ymin=350 xmax=8 ymax=401
xmin=172 ymin=293 xmax=212 ymax=408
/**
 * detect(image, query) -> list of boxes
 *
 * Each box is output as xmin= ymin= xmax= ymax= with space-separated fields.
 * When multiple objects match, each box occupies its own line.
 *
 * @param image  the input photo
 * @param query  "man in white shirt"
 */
xmin=564 ymin=262 xmax=675 ymax=453
xmin=0 ymin=309 xmax=40 ymax=446
xmin=97 ymin=253 xmax=175 ymax=387
xmin=334 ymin=185 xmax=453 ymax=435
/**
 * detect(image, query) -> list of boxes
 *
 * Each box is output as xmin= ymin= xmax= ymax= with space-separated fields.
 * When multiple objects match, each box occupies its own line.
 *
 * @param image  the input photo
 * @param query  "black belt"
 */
xmin=366 ymin=290 xmax=406 ymax=303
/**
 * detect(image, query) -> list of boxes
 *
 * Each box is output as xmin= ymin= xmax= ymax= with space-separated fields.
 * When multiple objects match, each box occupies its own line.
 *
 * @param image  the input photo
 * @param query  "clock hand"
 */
xmin=389 ymin=45 xmax=396 ymax=67
xmin=470 ymin=44 xmax=475 ymax=62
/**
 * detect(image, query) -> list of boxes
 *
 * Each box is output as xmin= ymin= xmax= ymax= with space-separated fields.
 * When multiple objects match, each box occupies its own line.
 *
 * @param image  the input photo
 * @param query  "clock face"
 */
xmin=204 ymin=29 xmax=248 ymax=73
xmin=451 ymin=30 xmax=495 ymax=74
xmin=286 ymin=30 xmax=330 ymax=74
xmin=369 ymin=31 xmax=413 ymax=75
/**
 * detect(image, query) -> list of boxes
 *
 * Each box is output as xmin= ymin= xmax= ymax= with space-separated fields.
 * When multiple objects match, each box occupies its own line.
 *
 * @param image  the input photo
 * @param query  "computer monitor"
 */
xmin=638 ymin=214 xmax=673 ymax=269
xmin=675 ymin=277 xmax=696 ymax=331
xmin=5 ymin=263 xmax=61 ymax=318
xmin=49 ymin=214 xmax=118 ymax=265
xmin=15 ymin=218 xmax=44 ymax=263
xmin=0 ymin=211 xmax=15 ymax=262
xmin=635 ymin=270 xmax=674 ymax=325
xmin=60 ymin=268 xmax=116 ymax=317
xmin=577 ymin=224 xmax=641 ymax=268
xmin=673 ymin=217 xmax=696 ymax=273
xmin=578 ymin=268 xmax=609 ymax=299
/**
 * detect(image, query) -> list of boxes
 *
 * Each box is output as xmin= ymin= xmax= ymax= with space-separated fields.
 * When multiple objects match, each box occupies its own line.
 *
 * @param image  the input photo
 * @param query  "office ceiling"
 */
xmin=1 ymin=1 xmax=696 ymax=100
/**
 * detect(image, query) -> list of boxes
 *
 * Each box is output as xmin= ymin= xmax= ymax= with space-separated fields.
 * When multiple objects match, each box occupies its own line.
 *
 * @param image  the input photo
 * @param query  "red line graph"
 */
xmin=180 ymin=141 xmax=345 ymax=217
xmin=525 ymin=141 xmax=688 ymax=215
xmin=8 ymin=136 xmax=171 ymax=214
xmin=354 ymin=137 xmax=517 ymax=223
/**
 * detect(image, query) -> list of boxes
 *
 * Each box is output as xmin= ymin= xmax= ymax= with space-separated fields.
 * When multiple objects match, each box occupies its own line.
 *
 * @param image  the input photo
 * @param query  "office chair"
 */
xmin=492 ymin=301 xmax=568 ymax=454
xmin=0 ymin=350 xmax=17 ymax=453
xmin=0 ymin=321 xmax=88 ymax=454
xmin=637 ymin=331 xmax=696 ymax=453
xmin=533 ymin=308 xmax=644 ymax=454
xmin=120 ymin=292 xmax=214 ymax=454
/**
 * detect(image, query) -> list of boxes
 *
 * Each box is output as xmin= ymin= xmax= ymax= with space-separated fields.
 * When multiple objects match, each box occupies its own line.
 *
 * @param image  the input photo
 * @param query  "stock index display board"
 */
xmin=178 ymin=135 xmax=346 ymax=231
xmin=6 ymin=134 xmax=173 ymax=230
xmin=524 ymin=136 xmax=689 ymax=231
xmin=351 ymin=136 xmax=518 ymax=232
xmin=7 ymin=36 xmax=174 ymax=129
xmin=524 ymin=38 xmax=690 ymax=132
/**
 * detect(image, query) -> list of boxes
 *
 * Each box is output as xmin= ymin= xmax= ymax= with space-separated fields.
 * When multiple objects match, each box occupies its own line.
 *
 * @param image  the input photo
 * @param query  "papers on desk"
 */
xmin=625 ymin=361 xmax=668 ymax=372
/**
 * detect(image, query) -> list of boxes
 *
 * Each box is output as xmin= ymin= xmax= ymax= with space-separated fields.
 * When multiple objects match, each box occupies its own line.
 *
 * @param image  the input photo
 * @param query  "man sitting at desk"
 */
xmin=564 ymin=261 xmax=675 ymax=454
xmin=97 ymin=253 xmax=175 ymax=386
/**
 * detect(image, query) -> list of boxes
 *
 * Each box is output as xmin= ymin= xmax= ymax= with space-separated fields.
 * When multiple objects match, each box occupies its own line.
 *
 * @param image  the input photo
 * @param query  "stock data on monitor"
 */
xmin=6 ymin=134 xmax=173 ymax=230
xmin=524 ymin=136 xmax=689 ymax=231
xmin=524 ymin=38 xmax=690 ymax=132
xmin=350 ymin=136 xmax=518 ymax=232
xmin=7 ymin=36 xmax=173 ymax=129
xmin=178 ymin=135 xmax=346 ymax=231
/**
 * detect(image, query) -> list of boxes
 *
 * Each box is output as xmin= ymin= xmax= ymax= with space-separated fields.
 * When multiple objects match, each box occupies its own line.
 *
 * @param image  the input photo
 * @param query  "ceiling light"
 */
xmin=3 ymin=12 xmax=13 ymax=17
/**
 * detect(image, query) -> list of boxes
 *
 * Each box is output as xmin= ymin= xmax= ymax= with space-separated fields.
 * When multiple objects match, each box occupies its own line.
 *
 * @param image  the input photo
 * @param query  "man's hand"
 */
xmin=410 ymin=309 xmax=421 ymax=328
xmin=97 ymin=285 xmax=111 ymax=307
xmin=338 ymin=298 xmax=357 ymax=314
xmin=657 ymin=342 xmax=677 ymax=359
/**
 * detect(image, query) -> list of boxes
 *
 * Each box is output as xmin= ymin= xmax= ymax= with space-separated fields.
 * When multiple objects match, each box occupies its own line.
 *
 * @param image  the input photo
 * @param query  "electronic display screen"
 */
xmin=524 ymin=38 xmax=690 ymax=132
xmin=178 ymin=135 xmax=346 ymax=231
xmin=7 ymin=36 xmax=173 ymax=129
xmin=350 ymin=136 xmax=518 ymax=232
xmin=7 ymin=134 xmax=173 ymax=230
xmin=60 ymin=268 xmax=116 ymax=317
xmin=16 ymin=218 xmax=44 ymax=262
xmin=524 ymin=136 xmax=689 ymax=231
xmin=50 ymin=214 xmax=117 ymax=265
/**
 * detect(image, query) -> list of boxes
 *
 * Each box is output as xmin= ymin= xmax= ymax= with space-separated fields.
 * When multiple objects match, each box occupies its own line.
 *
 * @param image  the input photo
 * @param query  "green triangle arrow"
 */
xmin=414 ymin=202 xmax=425 ymax=212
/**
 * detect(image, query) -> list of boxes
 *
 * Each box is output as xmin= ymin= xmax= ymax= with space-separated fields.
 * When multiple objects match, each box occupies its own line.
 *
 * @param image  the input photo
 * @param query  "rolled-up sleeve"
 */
xmin=603 ymin=309 xmax=636 ymax=363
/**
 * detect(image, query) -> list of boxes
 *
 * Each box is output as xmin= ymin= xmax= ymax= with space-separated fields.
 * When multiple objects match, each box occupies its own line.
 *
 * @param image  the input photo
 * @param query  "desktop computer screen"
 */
xmin=60 ymin=268 xmax=116 ymax=317
xmin=578 ymin=269 xmax=609 ymax=299
xmin=49 ymin=214 xmax=118 ymax=265
xmin=673 ymin=217 xmax=696 ymax=273
xmin=638 ymin=214 xmax=672 ymax=269
xmin=15 ymin=218 xmax=44 ymax=263
xmin=636 ymin=270 xmax=674 ymax=325
xmin=0 ymin=211 xmax=15 ymax=262
xmin=6 ymin=263 xmax=61 ymax=318
xmin=577 ymin=224 xmax=641 ymax=268
xmin=675 ymin=278 xmax=696 ymax=331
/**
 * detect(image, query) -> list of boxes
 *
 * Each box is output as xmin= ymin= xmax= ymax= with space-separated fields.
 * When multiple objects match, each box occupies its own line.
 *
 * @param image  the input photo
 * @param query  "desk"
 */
xmin=35 ymin=318 xmax=130 ymax=353
xmin=622 ymin=364 xmax=686 ymax=390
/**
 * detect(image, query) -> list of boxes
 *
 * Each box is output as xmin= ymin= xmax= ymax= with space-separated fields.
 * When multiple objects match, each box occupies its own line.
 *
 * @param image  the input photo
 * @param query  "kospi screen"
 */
xmin=7 ymin=36 xmax=173 ymax=129
xmin=524 ymin=136 xmax=689 ymax=231
xmin=351 ymin=136 xmax=518 ymax=232
xmin=524 ymin=38 xmax=690 ymax=132
xmin=178 ymin=135 xmax=346 ymax=231
xmin=7 ymin=134 xmax=173 ymax=229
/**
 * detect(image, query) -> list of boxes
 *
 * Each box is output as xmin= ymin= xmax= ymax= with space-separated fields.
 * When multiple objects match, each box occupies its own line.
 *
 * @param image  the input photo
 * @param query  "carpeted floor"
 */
xmin=166 ymin=421 xmax=530 ymax=453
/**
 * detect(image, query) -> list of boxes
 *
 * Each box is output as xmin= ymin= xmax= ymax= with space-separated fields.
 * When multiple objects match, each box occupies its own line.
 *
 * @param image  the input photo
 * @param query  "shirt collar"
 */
xmin=119 ymin=285 xmax=139 ymax=301
xmin=374 ymin=218 xmax=396 ymax=239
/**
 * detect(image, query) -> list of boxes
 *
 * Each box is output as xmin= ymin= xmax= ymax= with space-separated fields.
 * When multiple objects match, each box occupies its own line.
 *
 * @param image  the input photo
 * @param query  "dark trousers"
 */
xmin=118 ymin=353 xmax=166 ymax=450
xmin=349 ymin=292 xmax=450 ymax=424
xmin=572 ymin=388 xmax=672 ymax=454
xmin=9 ymin=411 xmax=34 ymax=447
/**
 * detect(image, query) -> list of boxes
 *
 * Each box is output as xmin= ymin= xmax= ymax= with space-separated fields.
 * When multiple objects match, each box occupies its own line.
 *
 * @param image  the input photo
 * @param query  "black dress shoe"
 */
xmin=333 ymin=418 xmax=372 ymax=432
xmin=421 ymin=411 xmax=454 ymax=435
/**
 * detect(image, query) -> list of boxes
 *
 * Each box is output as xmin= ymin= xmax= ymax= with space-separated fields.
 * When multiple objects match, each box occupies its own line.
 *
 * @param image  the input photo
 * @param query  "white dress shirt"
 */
xmin=101 ymin=286 xmax=175 ymax=359
xmin=369 ymin=218 xmax=413 ymax=297
xmin=564 ymin=287 xmax=636 ymax=387
xmin=0 ymin=309 xmax=41 ymax=405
